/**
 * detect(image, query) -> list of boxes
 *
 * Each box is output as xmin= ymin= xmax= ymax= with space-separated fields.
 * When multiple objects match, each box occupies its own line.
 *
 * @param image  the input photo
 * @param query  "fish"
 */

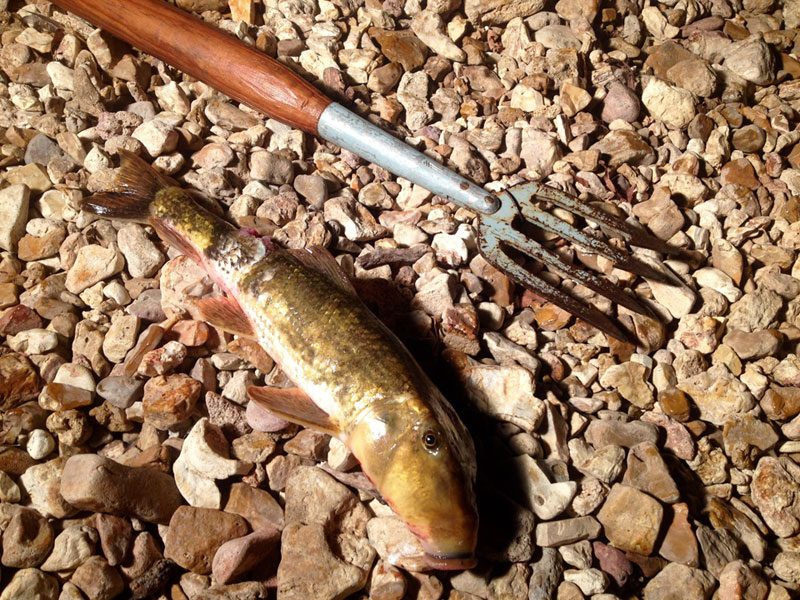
xmin=83 ymin=150 xmax=479 ymax=570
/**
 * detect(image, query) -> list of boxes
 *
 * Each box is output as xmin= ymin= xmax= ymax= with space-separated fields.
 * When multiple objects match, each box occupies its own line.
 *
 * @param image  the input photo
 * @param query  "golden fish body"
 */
xmin=84 ymin=151 xmax=479 ymax=569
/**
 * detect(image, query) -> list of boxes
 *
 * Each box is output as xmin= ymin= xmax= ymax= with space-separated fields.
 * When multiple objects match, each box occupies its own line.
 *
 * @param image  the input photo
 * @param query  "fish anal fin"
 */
xmin=188 ymin=295 xmax=256 ymax=339
xmin=287 ymin=247 xmax=357 ymax=297
xmin=247 ymin=386 xmax=340 ymax=436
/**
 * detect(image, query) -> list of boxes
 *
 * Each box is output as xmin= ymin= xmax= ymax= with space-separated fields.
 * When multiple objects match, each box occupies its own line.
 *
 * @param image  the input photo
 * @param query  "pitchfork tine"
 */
xmin=517 ymin=204 xmax=675 ymax=285
xmin=509 ymin=183 xmax=681 ymax=257
xmin=481 ymin=228 xmax=635 ymax=343
xmin=500 ymin=227 xmax=658 ymax=320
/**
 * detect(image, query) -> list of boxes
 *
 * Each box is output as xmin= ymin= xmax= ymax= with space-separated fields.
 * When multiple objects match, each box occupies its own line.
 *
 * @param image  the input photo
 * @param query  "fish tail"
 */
xmin=81 ymin=150 xmax=172 ymax=222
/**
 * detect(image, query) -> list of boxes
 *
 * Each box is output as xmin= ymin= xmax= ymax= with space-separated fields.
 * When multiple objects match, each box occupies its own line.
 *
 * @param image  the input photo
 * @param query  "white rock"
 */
xmin=65 ymin=244 xmax=125 ymax=294
xmin=26 ymin=429 xmax=56 ymax=461
xmin=397 ymin=72 xmax=434 ymax=131
xmin=564 ymin=568 xmax=609 ymax=596
xmin=534 ymin=24 xmax=581 ymax=50
xmin=0 ymin=184 xmax=30 ymax=252
xmin=508 ymin=455 xmax=577 ymax=519
xmin=723 ymin=37 xmax=776 ymax=86
xmin=324 ymin=197 xmax=387 ymax=242
xmin=677 ymin=364 xmax=756 ymax=426
xmin=132 ymin=119 xmax=179 ymax=157
xmin=53 ymin=363 xmax=96 ymax=393
xmin=484 ymin=332 xmax=539 ymax=372
xmin=46 ymin=61 xmax=75 ymax=90
xmin=221 ymin=369 xmax=257 ymax=405
xmin=510 ymin=84 xmax=544 ymax=112
xmin=431 ymin=233 xmax=468 ymax=267
xmin=38 ymin=189 xmax=71 ymax=221
xmin=451 ymin=354 xmax=545 ymax=433
xmin=41 ymin=525 xmax=98 ymax=572
xmin=19 ymin=459 xmax=78 ymax=519
xmin=520 ymin=129 xmax=562 ymax=177
xmin=117 ymin=223 xmax=165 ymax=278
xmin=366 ymin=516 xmax=428 ymax=572
xmin=83 ymin=145 xmax=112 ymax=174
xmin=393 ymin=223 xmax=428 ymax=246
xmin=642 ymin=78 xmax=695 ymax=129
xmin=7 ymin=329 xmax=59 ymax=355
xmin=646 ymin=275 xmax=697 ymax=319
xmin=410 ymin=272 xmax=456 ymax=317
xmin=411 ymin=10 xmax=466 ymax=62
xmin=693 ymin=267 xmax=742 ymax=302
xmin=327 ymin=437 xmax=358 ymax=471
xmin=154 ymin=81 xmax=190 ymax=115
xmin=0 ymin=569 xmax=59 ymax=600
xmin=641 ymin=6 xmax=680 ymax=40
xmin=179 ymin=418 xmax=250 ymax=480
xmin=26 ymin=218 xmax=61 ymax=237
xmin=102 ymin=314 xmax=139 ymax=363
xmin=173 ymin=451 xmax=222 ymax=509
xmin=103 ymin=280 xmax=131 ymax=305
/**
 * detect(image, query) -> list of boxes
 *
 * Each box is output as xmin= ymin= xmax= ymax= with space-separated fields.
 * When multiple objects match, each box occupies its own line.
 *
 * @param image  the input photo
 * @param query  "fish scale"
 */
xmin=235 ymin=251 xmax=421 ymax=425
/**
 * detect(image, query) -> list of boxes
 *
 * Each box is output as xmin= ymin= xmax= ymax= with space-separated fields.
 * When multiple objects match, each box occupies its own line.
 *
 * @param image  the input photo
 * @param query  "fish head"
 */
xmin=348 ymin=393 xmax=478 ymax=570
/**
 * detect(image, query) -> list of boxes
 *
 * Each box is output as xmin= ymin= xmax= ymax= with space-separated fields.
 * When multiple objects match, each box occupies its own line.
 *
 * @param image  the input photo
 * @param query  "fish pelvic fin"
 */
xmin=148 ymin=218 xmax=203 ymax=264
xmin=81 ymin=150 xmax=171 ymax=222
xmin=186 ymin=295 xmax=256 ymax=339
xmin=247 ymin=386 xmax=341 ymax=437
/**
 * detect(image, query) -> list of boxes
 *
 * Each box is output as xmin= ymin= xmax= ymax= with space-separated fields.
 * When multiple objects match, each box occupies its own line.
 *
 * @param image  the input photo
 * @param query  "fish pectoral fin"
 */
xmin=189 ymin=295 xmax=256 ymax=339
xmin=247 ymin=386 xmax=340 ymax=436
xmin=286 ymin=247 xmax=357 ymax=297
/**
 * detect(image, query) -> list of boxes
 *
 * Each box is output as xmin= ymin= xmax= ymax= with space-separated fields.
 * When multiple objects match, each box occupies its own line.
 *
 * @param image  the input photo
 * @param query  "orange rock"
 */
xmin=142 ymin=374 xmax=201 ymax=430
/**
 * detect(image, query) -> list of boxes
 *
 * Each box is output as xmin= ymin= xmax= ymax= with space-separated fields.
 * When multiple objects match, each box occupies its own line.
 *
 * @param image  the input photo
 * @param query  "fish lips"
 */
xmin=422 ymin=551 xmax=478 ymax=571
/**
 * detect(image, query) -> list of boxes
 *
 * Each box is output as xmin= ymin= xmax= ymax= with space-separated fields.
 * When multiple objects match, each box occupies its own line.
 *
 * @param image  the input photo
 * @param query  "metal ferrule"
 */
xmin=317 ymin=102 xmax=500 ymax=215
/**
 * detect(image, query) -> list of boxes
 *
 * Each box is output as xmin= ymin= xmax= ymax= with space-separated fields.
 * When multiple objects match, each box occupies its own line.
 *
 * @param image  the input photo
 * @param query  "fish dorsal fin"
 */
xmin=286 ymin=247 xmax=357 ymax=297
xmin=188 ymin=295 xmax=256 ymax=339
xmin=247 ymin=386 xmax=340 ymax=436
xmin=81 ymin=150 xmax=172 ymax=223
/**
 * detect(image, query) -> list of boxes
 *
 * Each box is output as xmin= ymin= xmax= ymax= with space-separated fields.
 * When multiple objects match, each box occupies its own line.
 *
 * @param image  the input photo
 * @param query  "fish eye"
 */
xmin=422 ymin=429 xmax=439 ymax=451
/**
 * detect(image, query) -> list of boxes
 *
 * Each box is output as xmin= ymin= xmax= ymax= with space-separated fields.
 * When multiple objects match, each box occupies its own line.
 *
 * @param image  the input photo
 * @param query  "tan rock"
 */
xmin=164 ymin=506 xmax=249 ymax=574
xmin=658 ymin=503 xmax=698 ymax=566
xmin=597 ymin=484 xmax=663 ymax=555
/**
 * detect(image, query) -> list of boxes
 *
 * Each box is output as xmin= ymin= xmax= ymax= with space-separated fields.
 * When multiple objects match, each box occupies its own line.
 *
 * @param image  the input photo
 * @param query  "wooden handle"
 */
xmin=53 ymin=0 xmax=332 ymax=134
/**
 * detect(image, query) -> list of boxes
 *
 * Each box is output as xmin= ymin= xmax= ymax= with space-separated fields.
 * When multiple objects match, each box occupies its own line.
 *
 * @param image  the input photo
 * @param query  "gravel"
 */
xmin=0 ymin=0 xmax=798 ymax=598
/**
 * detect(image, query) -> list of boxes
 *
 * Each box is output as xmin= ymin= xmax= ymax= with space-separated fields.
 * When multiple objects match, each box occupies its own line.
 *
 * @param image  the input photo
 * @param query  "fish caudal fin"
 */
xmin=81 ymin=150 xmax=171 ymax=222
xmin=247 ymin=386 xmax=341 ymax=437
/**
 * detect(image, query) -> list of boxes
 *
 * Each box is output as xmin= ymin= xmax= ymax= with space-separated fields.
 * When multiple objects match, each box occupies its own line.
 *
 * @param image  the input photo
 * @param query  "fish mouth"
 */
xmin=423 ymin=552 xmax=478 ymax=571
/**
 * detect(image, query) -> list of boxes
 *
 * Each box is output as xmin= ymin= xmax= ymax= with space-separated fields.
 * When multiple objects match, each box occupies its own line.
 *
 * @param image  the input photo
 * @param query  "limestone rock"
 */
xmin=752 ymin=457 xmax=800 ymax=537
xmin=164 ymin=506 xmax=249 ymax=574
xmin=60 ymin=454 xmax=182 ymax=524
xmin=678 ymin=364 xmax=755 ymax=426
xmin=0 ymin=184 xmax=30 ymax=252
xmin=597 ymin=484 xmax=663 ymax=555
xmin=642 ymin=78 xmax=696 ymax=129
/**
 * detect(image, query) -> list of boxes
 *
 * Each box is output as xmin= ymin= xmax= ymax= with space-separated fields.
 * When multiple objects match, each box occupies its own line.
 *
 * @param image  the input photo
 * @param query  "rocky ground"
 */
xmin=0 ymin=0 xmax=799 ymax=598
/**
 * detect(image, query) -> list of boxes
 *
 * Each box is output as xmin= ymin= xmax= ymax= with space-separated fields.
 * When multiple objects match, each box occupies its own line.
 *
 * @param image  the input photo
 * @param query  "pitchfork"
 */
xmin=53 ymin=0 xmax=680 ymax=342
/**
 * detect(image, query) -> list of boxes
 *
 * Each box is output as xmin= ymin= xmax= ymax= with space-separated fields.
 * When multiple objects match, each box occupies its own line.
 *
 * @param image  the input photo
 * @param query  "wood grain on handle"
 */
xmin=53 ymin=0 xmax=332 ymax=134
